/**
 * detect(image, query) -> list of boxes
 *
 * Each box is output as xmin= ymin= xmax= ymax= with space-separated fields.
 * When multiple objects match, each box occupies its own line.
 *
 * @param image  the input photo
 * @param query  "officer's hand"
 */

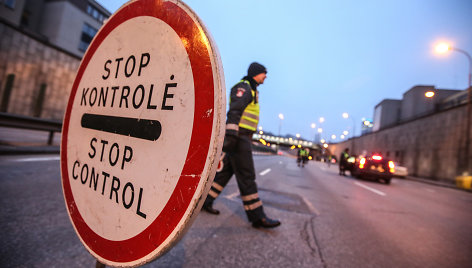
xmin=222 ymin=134 xmax=238 ymax=152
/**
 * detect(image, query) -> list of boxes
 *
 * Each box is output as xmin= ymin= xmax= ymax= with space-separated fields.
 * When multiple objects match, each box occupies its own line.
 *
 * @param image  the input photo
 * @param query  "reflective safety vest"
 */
xmin=300 ymin=149 xmax=308 ymax=157
xmin=238 ymin=80 xmax=260 ymax=132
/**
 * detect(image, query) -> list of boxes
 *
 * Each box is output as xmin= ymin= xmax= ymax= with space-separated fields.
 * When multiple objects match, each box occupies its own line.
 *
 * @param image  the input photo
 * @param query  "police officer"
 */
xmin=202 ymin=62 xmax=281 ymax=229
xmin=297 ymin=147 xmax=308 ymax=167
xmin=339 ymin=148 xmax=350 ymax=176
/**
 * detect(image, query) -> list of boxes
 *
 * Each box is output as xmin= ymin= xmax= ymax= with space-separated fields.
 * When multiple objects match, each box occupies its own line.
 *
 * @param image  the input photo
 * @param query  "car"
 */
xmin=393 ymin=162 xmax=408 ymax=178
xmin=351 ymin=154 xmax=395 ymax=184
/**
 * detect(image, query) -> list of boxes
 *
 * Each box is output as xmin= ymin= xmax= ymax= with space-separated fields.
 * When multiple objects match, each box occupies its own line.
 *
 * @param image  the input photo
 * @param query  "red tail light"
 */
xmin=372 ymin=155 xmax=382 ymax=161
xmin=359 ymin=158 xmax=366 ymax=169
xmin=388 ymin=161 xmax=395 ymax=173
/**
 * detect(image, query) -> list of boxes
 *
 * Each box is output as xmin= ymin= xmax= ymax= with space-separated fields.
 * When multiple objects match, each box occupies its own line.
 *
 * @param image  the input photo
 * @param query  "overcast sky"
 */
xmin=96 ymin=0 xmax=472 ymax=142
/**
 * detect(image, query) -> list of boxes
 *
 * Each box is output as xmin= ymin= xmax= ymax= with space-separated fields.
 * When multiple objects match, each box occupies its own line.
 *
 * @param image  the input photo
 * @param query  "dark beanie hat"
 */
xmin=247 ymin=62 xmax=267 ymax=77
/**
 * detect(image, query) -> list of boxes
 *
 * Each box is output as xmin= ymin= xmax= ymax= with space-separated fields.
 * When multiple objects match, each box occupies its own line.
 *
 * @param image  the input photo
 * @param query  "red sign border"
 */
xmin=61 ymin=0 xmax=215 ymax=263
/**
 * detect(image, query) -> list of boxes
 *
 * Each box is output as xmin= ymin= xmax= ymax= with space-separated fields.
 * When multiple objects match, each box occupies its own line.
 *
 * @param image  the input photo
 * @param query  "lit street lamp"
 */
xmin=310 ymin=123 xmax=316 ymax=143
xmin=319 ymin=117 xmax=325 ymax=123
xmin=425 ymin=91 xmax=435 ymax=98
xmin=342 ymin=112 xmax=356 ymax=153
xmin=435 ymin=42 xmax=471 ymax=175
xmin=342 ymin=112 xmax=356 ymax=138
xmin=278 ymin=113 xmax=284 ymax=137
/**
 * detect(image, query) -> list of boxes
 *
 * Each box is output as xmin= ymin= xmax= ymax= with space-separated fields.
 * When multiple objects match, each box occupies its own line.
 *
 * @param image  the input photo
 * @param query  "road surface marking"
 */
xmin=320 ymin=166 xmax=326 ymax=171
xmin=259 ymin=168 xmax=271 ymax=176
xmin=11 ymin=156 xmax=60 ymax=162
xmin=354 ymin=182 xmax=386 ymax=196
xmin=301 ymin=196 xmax=320 ymax=216
xmin=224 ymin=191 xmax=239 ymax=201
xmin=279 ymin=161 xmax=282 ymax=164
xmin=426 ymin=188 xmax=436 ymax=193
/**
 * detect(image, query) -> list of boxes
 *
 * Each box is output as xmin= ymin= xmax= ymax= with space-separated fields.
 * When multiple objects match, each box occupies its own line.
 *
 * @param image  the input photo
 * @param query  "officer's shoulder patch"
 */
xmin=236 ymin=88 xmax=246 ymax=97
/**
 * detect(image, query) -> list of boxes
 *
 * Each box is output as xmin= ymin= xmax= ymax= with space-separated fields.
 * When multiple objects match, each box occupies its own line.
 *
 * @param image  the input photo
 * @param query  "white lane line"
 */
xmin=259 ymin=168 xmax=271 ymax=176
xmin=425 ymin=188 xmax=436 ymax=193
xmin=11 ymin=156 xmax=60 ymax=162
xmin=320 ymin=166 xmax=326 ymax=171
xmin=224 ymin=191 xmax=239 ymax=201
xmin=354 ymin=182 xmax=386 ymax=196
xmin=301 ymin=196 xmax=320 ymax=216
xmin=279 ymin=161 xmax=283 ymax=164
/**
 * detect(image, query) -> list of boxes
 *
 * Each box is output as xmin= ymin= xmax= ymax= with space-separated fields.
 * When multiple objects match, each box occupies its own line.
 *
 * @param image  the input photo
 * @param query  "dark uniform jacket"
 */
xmin=226 ymin=76 xmax=259 ymax=137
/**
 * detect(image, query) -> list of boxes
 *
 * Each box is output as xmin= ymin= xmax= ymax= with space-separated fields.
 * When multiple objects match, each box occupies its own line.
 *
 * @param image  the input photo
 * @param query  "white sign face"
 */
xmin=60 ymin=0 xmax=224 ymax=266
xmin=70 ymin=15 xmax=194 ymax=241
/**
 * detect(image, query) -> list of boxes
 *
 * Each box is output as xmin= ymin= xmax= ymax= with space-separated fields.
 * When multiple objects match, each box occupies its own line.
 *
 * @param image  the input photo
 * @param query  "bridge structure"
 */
xmin=251 ymin=133 xmax=321 ymax=151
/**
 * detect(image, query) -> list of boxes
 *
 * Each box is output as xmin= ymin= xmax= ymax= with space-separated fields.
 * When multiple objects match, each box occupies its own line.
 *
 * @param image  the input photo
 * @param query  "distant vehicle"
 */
xmin=351 ymin=154 xmax=395 ymax=184
xmin=393 ymin=162 xmax=408 ymax=178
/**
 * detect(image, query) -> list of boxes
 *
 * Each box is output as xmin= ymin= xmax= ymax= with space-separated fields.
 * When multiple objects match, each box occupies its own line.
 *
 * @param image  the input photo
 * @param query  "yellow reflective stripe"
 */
xmin=208 ymin=190 xmax=219 ymax=198
xmin=226 ymin=123 xmax=239 ymax=131
xmin=241 ymin=193 xmax=259 ymax=201
xmin=242 ymin=116 xmax=258 ymax=123
xmin=239 ymin=119 xmax=257 ymax=130
xmin=239 ymin=124 xmax=256 ymax=131
xmin=212 ymin=182 xmax=224 ymax=191
xmin=242 ymin=112 xmax=259 ymax=121
xmin=244 ymin=200 xmax=263 ymax=211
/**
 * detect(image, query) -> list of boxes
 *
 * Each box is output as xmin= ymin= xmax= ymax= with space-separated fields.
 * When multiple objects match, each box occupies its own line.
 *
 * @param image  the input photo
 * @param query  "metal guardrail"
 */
xmin=0 ymin=112 xmax=62 ymax=145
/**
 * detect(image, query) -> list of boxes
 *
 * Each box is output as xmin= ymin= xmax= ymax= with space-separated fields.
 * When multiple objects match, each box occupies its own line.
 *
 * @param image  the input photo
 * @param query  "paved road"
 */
xmin=1 ymin=154 xmax=471 ymax=267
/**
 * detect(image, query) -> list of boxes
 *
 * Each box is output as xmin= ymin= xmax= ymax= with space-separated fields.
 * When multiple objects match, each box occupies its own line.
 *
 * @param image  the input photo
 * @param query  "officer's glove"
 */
xmin=222 ymin=134 xmax=238 ymax=152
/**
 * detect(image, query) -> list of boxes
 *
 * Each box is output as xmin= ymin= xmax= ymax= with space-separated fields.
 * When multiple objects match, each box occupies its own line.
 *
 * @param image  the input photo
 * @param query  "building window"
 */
xmin=86 ymin=4 xmax=107 ymax=23
xmin=78 ymin=23 xmax=97 ymax=52
xmin=4 ymin=0 xmax=16 ymax=9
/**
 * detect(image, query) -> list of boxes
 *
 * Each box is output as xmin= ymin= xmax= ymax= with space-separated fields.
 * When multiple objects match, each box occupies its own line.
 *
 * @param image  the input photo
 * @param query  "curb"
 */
xmin=405 ymin=176 xmax=471 ymax=193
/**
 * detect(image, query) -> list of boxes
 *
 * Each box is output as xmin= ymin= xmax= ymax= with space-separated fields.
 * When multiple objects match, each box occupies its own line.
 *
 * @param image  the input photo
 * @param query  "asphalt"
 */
xmin=0 ymin=126 xmax=467 ymax=192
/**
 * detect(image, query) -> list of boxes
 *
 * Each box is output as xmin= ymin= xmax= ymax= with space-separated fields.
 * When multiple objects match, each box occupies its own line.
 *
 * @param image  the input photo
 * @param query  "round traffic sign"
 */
xmin=60 ymin=0 xmax=225 ymax=266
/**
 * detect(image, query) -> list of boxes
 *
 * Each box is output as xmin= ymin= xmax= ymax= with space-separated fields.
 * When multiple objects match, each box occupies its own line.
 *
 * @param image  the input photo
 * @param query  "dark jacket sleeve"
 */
xmin=225 ymin=82 xmax=253 ymax=136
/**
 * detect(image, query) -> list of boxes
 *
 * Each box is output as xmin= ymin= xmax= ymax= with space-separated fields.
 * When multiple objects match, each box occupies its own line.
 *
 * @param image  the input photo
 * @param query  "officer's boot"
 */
xmin=252 ymin=217 xmax=281 ymax=229
xmin=202 ymin=197 xmax=220 ymax=215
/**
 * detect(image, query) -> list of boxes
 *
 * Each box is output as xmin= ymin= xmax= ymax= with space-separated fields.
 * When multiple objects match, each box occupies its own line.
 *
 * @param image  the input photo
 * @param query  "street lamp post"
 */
xmin=311 ymin=123 xmax=316 ymax=143
xmin=436 ymin=43 xmax=472 ymax=176
xmin=277 ymin=113 xmax=284 ymax=152
xmin=278 ymin=113 xmax=284 ymax=137
xmin=342 ymin=112 xmax=356 ymax=154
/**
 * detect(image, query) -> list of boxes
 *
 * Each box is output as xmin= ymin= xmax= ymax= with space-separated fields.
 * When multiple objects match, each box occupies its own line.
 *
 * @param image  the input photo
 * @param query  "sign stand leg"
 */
xmin=95 ymin=260 xmax=105 ymax=268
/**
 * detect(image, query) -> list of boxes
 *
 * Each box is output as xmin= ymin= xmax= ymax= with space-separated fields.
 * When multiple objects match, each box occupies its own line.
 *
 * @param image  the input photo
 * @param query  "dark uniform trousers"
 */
xmin=205 ymin=133 xmax=265 ymax=222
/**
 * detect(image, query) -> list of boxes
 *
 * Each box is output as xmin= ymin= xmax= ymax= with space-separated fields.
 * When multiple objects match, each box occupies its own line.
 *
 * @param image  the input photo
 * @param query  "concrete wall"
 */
xmin=330 ymin=104 xmax=471 ymax=182
xmin=0 ymin=21 xmax=79 ymax=119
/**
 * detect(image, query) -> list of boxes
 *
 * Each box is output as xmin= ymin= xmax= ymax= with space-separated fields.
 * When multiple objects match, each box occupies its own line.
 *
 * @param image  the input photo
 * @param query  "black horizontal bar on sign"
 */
xmin=81 ymin=113 xmax=161 ymax=141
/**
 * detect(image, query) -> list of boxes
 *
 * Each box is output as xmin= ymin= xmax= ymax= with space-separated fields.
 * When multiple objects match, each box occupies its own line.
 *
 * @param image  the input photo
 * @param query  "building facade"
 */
xmin=373 ymin=85 xmax=462 ymax=132
xmin=331 ymin=85 xmax=470 ymax=182
xmin=1 ymin=0 xmax=110 ymax=57
xmin=0 ymin=0 xmax=110 ymax=119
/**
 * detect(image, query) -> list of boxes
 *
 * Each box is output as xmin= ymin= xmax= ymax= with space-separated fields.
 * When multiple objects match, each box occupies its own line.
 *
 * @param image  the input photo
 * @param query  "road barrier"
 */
xmin=0 ymin=112 xmax=62 ymax=145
